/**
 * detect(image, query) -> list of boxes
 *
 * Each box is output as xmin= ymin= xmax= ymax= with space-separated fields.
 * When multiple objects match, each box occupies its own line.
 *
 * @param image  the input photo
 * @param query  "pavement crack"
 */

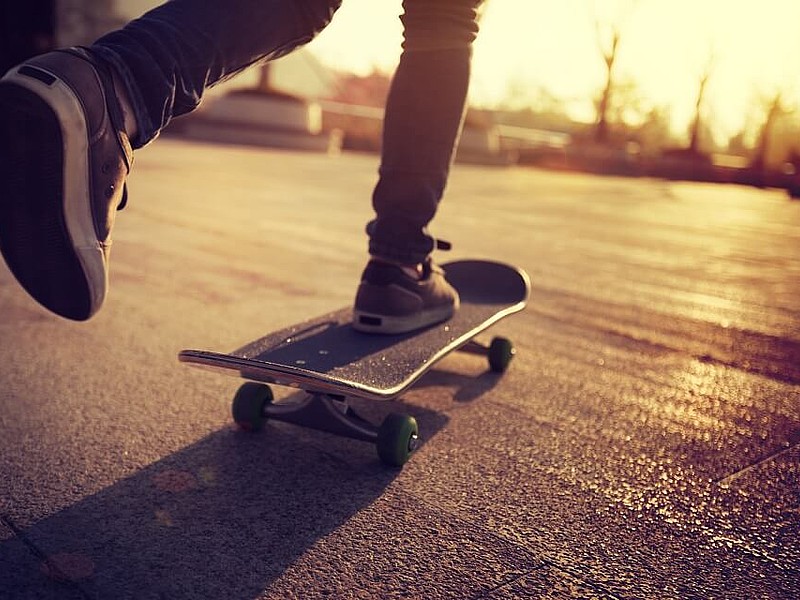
xmin=405 ymin=493 xmax=626 ymax=599
xmin=538 ymin=559 xmax=625 ymax=600
xmin=0 ymin=513 xmax=94 ymax=599
xmin=1 ymin=513 xmax=48 ymax=561
xmin=473 ymin=559 xmax=626 ymax=600
xmin=715 ymin=441 xmax=800 ymax=486
xmin=474 ymin=565 xmax=547 ymax=598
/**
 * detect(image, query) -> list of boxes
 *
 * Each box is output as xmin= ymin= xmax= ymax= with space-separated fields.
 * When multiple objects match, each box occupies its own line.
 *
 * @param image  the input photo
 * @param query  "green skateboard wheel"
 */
xmin=376 ymin=413 xmax=419 ymax=467
xmin=488 ymin=336 xmax=515 ymax=373
xmin=231 ymin=382 xmax=273 ymax=432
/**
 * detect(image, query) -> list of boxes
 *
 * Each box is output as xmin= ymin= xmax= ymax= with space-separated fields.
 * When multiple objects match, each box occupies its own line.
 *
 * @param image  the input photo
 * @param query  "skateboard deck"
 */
xmin=179 ymin=259 xmax=529 ymax=466
xmin=180 ymin=260 xmax=529 ymax=399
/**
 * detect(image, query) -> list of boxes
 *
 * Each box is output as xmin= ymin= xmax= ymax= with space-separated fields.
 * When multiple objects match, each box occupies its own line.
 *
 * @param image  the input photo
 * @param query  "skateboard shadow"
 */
xmin=0 ymin=404 xmax=448 ymax=600
xmin=414 ymin=364 xmax=507 ymax=405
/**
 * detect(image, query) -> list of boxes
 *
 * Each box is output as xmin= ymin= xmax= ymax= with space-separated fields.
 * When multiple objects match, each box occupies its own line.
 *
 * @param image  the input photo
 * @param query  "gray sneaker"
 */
xmin=353 ymin=258 xmax=460 ymax=334
xmin=0 ymin=48 xmax=133 ymax=320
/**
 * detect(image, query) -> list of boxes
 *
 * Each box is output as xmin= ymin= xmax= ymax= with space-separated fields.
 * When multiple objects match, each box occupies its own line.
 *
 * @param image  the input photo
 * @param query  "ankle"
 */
xmin=371 ymin=256 xmax=422 ymax=279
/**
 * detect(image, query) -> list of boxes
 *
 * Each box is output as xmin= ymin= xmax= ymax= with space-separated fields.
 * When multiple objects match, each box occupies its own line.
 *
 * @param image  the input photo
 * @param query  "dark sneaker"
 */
xmin=353 ymin=258 xmax=460 ymax=334
xmin=0 ymin=48 xmax=133 ymax=320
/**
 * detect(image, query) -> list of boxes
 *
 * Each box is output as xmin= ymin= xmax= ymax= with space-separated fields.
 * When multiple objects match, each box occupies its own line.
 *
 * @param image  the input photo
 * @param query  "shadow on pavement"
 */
xmin=413 ymin=367 xmax=506 ymax=404
xmin=0 ymin=401 xmax=449 ymax=599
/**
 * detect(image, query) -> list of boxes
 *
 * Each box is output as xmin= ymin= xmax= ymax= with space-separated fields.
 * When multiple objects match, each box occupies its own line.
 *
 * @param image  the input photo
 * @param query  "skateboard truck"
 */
xmin=227 ymin=333 xmax=516 ymax=467
xmin=231 ymin=382 xmax=419 ymax=467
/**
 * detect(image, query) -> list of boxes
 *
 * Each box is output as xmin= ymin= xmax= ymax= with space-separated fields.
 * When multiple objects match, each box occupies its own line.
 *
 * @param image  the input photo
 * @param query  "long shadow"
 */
xmin=412 ymin=366 xmax=506 ymax=405
xmin=0 ymin=400 xmax=448 ymax=600
xmin=0 ymin=355 xmax=508 ymax=599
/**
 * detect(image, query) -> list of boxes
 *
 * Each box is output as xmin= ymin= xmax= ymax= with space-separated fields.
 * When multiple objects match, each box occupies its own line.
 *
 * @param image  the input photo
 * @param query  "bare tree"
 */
xmin=687 ymin=52 xmax=715 ymax=155
xmin=594 ymin=25 xmax=619 ymax=143
xmin=592 ymin=0 xmax=638 ymax=144
xmin=750 ymin=91 xmax=790 ymax=172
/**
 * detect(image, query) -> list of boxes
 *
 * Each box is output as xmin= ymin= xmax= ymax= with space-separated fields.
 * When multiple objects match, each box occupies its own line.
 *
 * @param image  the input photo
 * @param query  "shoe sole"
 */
xmin=352 ymin=303 xmax=456 ymax=335
xmin=0 ymin=67 xmax=105 ymax=320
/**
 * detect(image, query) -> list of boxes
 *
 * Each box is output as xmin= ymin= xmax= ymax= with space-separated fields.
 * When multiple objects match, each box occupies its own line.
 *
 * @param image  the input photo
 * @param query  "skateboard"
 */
xmin=179 ymin=259 xmax=530 ymax=467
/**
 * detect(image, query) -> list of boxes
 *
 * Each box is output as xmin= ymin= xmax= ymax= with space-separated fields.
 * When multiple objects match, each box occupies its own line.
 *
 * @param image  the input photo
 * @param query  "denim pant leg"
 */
xmin=368 ymin=0 xmax=483 ymax=264
xmin=90 ymin=0 xmax=342 ymax=148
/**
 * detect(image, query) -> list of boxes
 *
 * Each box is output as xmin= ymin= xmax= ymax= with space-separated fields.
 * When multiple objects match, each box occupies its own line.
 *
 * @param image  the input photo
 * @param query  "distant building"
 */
xmin=327 ymin=70 xmax=392 ymax=108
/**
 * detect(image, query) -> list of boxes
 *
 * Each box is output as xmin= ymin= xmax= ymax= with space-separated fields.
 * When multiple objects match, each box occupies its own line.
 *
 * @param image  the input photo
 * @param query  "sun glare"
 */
xmin=308 ymin=0 xmax=800 ymax=140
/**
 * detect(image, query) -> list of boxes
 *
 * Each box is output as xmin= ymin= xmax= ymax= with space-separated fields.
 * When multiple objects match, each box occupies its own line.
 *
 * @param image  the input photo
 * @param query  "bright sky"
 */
xmin=122 ymin=0 xmax=800 ymax=142
xmin=307 ymin=0 xmax=800 ymax=141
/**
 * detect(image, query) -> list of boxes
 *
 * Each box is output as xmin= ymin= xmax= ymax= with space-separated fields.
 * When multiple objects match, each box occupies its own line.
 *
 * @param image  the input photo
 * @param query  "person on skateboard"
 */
xmin=0 ymin=0 xmax=482 ymax=333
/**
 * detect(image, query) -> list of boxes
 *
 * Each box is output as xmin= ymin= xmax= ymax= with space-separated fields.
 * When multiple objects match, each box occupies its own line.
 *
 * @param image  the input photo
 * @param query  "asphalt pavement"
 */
xmin=1 ymin=138 xmax=798 ymax=599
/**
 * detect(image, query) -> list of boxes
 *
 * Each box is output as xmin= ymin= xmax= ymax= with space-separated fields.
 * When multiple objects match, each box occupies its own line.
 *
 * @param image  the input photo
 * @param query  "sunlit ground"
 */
xmin=1 ymin=139 xmax=797 ymax=596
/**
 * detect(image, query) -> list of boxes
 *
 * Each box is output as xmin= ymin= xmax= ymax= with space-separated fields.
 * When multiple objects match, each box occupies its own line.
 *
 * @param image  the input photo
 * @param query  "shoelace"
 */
xmin=117 ymin=185 xmax=128 ymax=211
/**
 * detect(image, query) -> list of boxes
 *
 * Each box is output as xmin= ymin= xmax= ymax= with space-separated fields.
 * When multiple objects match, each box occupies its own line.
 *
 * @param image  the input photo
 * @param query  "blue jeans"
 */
xmin=91 ymin=0 xmax=482 ymax=264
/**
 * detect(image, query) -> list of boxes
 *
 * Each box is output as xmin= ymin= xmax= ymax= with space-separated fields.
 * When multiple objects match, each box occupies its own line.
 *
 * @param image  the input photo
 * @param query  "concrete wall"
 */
xmin=56 ymin=0 xmax=126 ymax=46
